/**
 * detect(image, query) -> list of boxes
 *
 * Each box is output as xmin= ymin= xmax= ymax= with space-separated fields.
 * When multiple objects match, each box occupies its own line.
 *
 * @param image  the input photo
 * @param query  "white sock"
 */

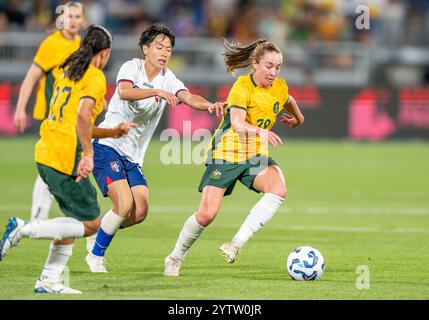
xmin=100 ymin=210 xmax=126 ymax=235
xmin=40 ymin=243 xmax=73 ymax=282
xmin=89 ymin=210 xmax=125 ymax=257
xmin=171 ymin=213 xmax=205 ymax=261
xmin=20 ymin=217 xmax=85 ymax=240
xmin=232 ymin=193 xmax=284 ymax=248
xmin=30 ymin=175 xmax=53 ymax=221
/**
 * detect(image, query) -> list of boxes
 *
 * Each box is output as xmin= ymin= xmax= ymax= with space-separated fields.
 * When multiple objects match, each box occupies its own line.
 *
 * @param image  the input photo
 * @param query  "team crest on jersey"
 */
xmin=273 ymin=101 xmax=280 ymax=113
xmin=210 ymin=169 xmax=222 ymax=179
xmin=110 ymin=161 xmax=121 ymax=173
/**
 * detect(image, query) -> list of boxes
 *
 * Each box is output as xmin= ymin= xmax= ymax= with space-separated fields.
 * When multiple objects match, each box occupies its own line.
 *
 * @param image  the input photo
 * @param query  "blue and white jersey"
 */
xmin=97 ymin=58 xmax=188 ymax=165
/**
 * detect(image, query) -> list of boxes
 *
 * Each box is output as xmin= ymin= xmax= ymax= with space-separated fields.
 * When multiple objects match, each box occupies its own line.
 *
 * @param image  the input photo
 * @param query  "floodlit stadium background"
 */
xmin=0 ymin=0 xmax=428 ymax=300
xmin=0 ymin=0 xmax=428 ymax=139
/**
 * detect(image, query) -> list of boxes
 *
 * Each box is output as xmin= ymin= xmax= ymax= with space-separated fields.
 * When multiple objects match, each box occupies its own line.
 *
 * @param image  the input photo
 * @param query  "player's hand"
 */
xmin=75 ymin=155 xmax=93 ymax=182
xmin=14 ymin=109 xmax=28 ymax=133
xmin=281 ymin=113 xmax=303 ymax=128
xmin=113 ymin=122 xmax=139 ymax=138
xmin=208 ymin=102 xmax=227 ymax=117
xmin=156 ymin=89 xmax=179 ymax=106
xmin=257 ymin=128 xmax=283 ymax=149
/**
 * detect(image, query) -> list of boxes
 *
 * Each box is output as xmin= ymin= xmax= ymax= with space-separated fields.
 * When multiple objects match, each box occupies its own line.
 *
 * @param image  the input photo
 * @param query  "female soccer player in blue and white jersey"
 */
xmin=85 ymin=23 xmax=225 ymax=272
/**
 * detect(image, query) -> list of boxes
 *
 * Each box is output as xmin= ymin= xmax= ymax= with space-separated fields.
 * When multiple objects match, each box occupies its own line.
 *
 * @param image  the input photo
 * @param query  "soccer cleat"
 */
xmin=86 ymin=233 xmax=96 ymax=254
xmin=34 ymin=277 xmax=82 ymax=294
xmin=164 ymin=255 xmax=182 ymax=277
xmin=219 ymin=242 xmax=240 ymax=264
xmin=85 ymin=253 xmax=108 ymax=273
xmin=0 ymin=217 xmax=27 ymax=261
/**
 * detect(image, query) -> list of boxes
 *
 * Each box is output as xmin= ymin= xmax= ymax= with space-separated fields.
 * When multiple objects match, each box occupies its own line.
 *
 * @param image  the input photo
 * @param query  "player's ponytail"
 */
xmin=223 ymin=38 xmax=281 ymax=74
xmin=60 ymin=24 xmax=112 ymax=81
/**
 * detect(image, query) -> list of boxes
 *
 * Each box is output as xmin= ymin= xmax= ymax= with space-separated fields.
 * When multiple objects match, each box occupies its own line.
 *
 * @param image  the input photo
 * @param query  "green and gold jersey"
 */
xmin=35 ymin=64 xmax=106 ymax=176
xmin=208 ymin=74 xmax=289 ymax=163
xmin=33 ymin=31 xmax=81 ymax=120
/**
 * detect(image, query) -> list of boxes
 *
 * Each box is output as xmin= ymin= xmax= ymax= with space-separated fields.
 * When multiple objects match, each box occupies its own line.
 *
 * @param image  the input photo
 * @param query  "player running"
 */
xmin=13 ymin=1 xmax=85 ymax=221
xmin=0 ymin=25 xmax=134 ymax=294
xmin=164 ymin=38 xmax=304 ymax=276
xmin=85 ymin=23 xmax=225 ymax=273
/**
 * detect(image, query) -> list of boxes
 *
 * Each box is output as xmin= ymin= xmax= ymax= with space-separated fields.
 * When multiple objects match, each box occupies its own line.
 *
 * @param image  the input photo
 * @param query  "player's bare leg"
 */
xmin=221 ymin=165 xmax=286 ymax=263
xmin=1 ymin=215 xmax=100 ymax=293
xmin=35 ymin=218 xmax=100 ymax=293
xmin=86 ymin=180 xmax=132 ymax=272
xmin=121 ymin=185 xmax=149 ymax=228
xmin=164 ymin=186 xmax=226 ymax=276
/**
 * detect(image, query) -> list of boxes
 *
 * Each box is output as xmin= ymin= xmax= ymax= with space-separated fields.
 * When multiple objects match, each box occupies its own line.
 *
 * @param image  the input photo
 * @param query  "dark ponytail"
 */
xmin=60 ymin=24 xmax=112 ymax=81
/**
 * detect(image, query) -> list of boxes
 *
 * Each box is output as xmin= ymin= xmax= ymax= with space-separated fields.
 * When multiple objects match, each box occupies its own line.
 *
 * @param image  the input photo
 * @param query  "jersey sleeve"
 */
xmin=81 ymin=71 xmax=106 ymax=123
xmin=116 ymin=60 xmax=138 ymax=85
xmin=227 ymin=79 xmax=250 ymax=111
xmin=80 ymin=71 xmax=106 ymax=106
xmin=165 ymin=71 xmax=188 ymax=96
xmin=33 ymin=37 xmax=58 ymax=72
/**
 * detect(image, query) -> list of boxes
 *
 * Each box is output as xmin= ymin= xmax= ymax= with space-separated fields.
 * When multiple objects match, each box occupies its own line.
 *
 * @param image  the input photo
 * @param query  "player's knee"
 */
xmin=113 ymin=199 xmax=134 ymax=217
xmin=134 ymin=203 xmax=148 ymax=224
xmin=195 ymin=207 xmax=218 ymax=226
xmin=277 ymin=186 xmax=287 ymax=199
xmin=83 ymin=220 xmax=100 ymax=237
xmin=269 ymin=184 xmax=287 ymax=199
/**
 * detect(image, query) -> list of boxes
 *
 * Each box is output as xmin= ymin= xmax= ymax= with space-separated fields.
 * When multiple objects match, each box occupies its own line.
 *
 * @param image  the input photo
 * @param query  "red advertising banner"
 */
xmin=0 ymin=82 xmax=428 ymax=140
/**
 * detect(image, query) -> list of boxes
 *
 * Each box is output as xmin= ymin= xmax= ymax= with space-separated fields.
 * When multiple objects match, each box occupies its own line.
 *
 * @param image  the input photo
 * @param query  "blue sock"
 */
xmin=91 ymin=228 xmax=115 ymax=257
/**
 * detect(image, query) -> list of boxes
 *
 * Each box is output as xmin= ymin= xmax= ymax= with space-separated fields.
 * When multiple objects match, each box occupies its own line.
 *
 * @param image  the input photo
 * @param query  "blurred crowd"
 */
xmin=0 ymin=0 xmax=428 ymax=47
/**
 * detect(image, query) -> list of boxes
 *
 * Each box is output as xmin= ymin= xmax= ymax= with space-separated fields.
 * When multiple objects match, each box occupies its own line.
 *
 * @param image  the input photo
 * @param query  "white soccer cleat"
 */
xmin=85 ymin=253 xmax=108 ymax=273
xmin=34 ymin=277 xmax=82 ymax=294
xmin=86 ymin=233 xmax=96 ymax=254
xmin=219 ymin=242 xmax=240 ymax=264
xmin=164 ymin=255 xmax=182 ymax=277
xmin=0 ymin=217 xmax=27 ymax=261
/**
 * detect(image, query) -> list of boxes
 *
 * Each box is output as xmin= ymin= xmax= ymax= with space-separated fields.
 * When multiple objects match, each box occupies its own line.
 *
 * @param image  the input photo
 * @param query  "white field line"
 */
xmin=285 ymin=225 xmax=429 ymax=234
xmin=0 ymin=205 xmax=428 ymax=216
xmin=0 ymin=205 xmax=32 ymax=210
xmin=149 ymin=206 xmax=429 ymax=216
xmin=1 ymin=205 xmax=428 ymax=234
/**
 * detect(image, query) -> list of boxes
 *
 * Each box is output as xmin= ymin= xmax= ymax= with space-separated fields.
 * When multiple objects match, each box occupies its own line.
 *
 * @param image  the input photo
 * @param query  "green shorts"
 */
xmin=36 ymin=163 xmax=100 ymax=221
xmin=198 ymin=156 xmax=278 ymax=196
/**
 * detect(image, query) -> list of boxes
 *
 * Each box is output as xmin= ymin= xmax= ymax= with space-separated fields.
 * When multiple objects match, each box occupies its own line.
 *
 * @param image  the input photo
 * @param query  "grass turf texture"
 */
xmin=0 ymin=137 xmax=428 ymax=299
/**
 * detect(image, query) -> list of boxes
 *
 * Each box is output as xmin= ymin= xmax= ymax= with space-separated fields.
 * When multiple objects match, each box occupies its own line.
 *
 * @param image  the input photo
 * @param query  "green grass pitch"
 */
xmin=0 ymin=137 xmax=428 ymax=299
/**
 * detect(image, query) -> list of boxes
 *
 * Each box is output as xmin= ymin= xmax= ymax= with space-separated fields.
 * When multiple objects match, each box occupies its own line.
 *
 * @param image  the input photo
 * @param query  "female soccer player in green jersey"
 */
xmin=164 ymin=38 xmax=304 ymax=276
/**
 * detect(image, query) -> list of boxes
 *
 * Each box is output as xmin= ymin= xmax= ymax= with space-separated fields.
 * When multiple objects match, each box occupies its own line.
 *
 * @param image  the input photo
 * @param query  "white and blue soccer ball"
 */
xmin=286 ymin=246 xmax=325 ymax=281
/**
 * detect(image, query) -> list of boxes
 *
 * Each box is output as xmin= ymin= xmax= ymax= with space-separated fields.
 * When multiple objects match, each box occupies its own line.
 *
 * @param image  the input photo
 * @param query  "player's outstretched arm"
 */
xmin=117 ymin=81 xmax=179 ymax=106
xmin=14 ymin=63 xmax=43 ymax=132
xmin=177 ymin=90 xmax=226 ymax=116
xmin=92 ymin=122 xmax=139 ymax=139
xmin=281 ymin=95 xmax=304 ymax=128
xmin=76 ymin=97 xmax=95 ymax=182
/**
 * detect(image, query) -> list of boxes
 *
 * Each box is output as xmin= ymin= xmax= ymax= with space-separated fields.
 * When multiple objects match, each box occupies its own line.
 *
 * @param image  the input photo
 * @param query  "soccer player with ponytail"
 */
xmin=164 ymin=39 xmax=304 ymax=276
xmin=0 ymin=25 xmax=133 ymax=294
xmin=13 ymin=1 xmax=84 ymax=222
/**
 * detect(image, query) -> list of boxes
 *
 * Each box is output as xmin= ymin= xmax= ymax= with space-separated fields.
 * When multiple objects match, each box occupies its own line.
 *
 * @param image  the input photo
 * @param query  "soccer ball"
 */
xmin=286 ymin=246 xmax=325 ymax=281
